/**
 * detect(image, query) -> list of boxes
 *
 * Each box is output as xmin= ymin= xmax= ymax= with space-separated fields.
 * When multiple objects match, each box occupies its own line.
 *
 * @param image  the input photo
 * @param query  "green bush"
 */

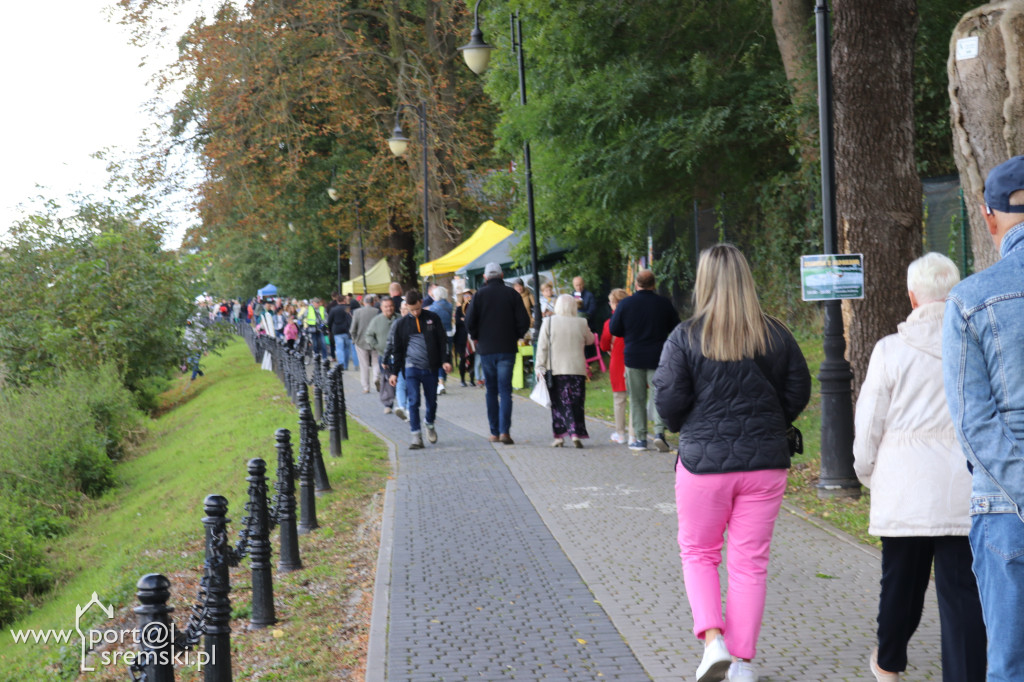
xmin=0 ymin=364 xmax=147 ymax=625
xmin=0 ymin=498 xmax=54 ymax=626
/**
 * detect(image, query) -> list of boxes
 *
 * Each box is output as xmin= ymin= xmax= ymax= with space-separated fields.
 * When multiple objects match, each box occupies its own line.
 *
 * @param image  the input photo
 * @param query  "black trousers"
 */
xmin=877 ymin=536 xmax=986 ymax=681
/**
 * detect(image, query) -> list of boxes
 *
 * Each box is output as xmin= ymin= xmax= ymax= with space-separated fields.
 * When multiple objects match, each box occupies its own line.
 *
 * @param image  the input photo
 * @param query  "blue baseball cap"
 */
xmin=984 ymin=156 xmax=1024 ymax=213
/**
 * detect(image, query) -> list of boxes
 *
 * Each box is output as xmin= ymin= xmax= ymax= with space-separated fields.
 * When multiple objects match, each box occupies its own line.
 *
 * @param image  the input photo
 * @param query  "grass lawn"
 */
xmin=0 ymin=339 xmax=390 ymax=680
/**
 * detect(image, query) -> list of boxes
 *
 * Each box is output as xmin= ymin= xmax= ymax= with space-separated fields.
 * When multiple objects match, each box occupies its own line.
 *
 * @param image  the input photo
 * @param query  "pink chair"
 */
xmin=585 ymin=333 xmax=606 ymax=372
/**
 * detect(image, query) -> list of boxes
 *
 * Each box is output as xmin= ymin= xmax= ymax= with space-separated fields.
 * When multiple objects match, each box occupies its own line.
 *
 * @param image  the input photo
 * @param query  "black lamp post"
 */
xmin=388 ymin=102 xmax=430 ymax=277
xmin=354 ymin=199 xmax=367 ymax=294
xmin=459 ymin=2 xmax=542 ymax=337
xmin=814 ymin=0 xmax=859 ymax=499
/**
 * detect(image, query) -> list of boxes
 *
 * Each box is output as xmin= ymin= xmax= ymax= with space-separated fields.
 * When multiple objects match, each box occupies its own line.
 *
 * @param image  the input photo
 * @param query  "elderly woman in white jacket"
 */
xmin=853 ymin=252 xmax=985 ymax=682
xmin=536 ymin=294 xmax=593 ymax=447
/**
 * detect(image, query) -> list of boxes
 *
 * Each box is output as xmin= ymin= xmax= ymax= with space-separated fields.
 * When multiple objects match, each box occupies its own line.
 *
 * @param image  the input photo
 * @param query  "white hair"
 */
xmin=907 ymin=252 xmax=960 ymax=304
xmin=433 ymin=286 xmax=448 ymax=302
xmin=554 ymin=294 xmax=577 ymax=317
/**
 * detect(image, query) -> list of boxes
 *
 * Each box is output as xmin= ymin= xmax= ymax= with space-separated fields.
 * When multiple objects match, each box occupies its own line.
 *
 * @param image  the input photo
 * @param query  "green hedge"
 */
xmin=0 ymin=364 xmax=146 ymax=625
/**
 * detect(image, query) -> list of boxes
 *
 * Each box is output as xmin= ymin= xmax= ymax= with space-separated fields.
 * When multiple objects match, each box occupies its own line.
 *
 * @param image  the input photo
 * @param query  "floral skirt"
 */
xmin=550 ymin=374 xmax=588 ymax=439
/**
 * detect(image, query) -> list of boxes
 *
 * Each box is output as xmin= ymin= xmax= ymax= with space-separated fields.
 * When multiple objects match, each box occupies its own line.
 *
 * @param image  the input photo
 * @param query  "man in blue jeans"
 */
xmin=466 ymin=262 xmax=531 ymax=444
xmin=388 ymin=290 xmax=452 ymax=449
xmin=943 ymin=155 xmax=1024 ymax=681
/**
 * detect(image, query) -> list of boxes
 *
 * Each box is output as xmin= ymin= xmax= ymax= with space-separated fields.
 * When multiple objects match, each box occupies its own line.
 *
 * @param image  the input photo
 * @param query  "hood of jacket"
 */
xmin=897 ymin=301 xmax=944 ymax=359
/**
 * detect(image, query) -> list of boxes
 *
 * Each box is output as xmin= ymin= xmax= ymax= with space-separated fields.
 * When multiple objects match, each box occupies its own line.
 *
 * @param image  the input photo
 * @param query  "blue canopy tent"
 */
xmin=257 ymin=283 xmax=278 ymax=298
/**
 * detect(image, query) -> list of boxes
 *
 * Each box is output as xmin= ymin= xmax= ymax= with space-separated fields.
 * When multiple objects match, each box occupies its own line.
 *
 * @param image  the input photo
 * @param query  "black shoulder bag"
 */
xmin=751 ymin=354 xmax=803 ymax=456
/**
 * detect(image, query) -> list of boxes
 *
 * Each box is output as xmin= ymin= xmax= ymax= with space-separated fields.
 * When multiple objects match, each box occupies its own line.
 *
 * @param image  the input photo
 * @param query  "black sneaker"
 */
xmin=653 ymin=434 xmax=670 ymax=452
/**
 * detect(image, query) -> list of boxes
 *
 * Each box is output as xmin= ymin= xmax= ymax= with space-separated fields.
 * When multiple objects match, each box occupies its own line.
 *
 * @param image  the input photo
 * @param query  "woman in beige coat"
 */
xmin=536 ymin=294 xmax=592 ymax=447
xmin=853 ymin=252 xmax=984 ymax=682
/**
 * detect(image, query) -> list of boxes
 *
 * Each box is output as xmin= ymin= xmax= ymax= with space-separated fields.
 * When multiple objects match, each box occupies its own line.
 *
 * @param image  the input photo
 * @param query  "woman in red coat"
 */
xmin=600 ymin=288 xmax=630 ymax=443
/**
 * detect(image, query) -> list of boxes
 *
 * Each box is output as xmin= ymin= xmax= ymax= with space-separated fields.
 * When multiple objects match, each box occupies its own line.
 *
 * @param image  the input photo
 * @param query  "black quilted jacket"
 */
xmin=653 ymin=317 xmax=811 ymax=474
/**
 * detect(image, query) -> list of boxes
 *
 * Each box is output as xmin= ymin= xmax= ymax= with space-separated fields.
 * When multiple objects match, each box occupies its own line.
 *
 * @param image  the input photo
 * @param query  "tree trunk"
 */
xmin=948 ymin=0 xmax=1024 ymax=271
xmin=771 ymin=0 xmax=819 ymax=162
xmin=833 ymin=0 xmax=922 ymax=396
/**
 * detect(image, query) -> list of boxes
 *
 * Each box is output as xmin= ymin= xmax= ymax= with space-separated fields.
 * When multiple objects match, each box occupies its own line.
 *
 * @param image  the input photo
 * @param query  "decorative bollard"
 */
xmin=202 ymin=495 xmax=233 ymax=682
xmin=334 ymin=360 xmax=349 ymax=441
xmin=273 ymin=429 xmax=302 ymax=572
xmin=244 ymin=459 xmax=276 ymax=630
xmin=313 ymin=358 xmax=324 ymax=424
xmin=296 ymin=409 xmax=319 ymax=534
xmin=297 ymin=385 xmax=332 ymax=494
xmin=132 ymin=573 xmax=175 ymax=682
xmin=325 ymin=365 xmax=342 ymax=458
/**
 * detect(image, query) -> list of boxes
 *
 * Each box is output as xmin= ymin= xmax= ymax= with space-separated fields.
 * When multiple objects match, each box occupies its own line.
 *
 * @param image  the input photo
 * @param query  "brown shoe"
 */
xmin=499 ymin=433 xmax=514 ymax=445
xmin=488 ymin=435 xmax=500 ymax=443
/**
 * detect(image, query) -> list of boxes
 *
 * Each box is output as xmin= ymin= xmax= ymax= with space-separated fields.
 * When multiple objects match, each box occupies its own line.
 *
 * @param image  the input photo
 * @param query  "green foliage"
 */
xmin=915 ymin=0 xmax=979 ymax=176
xmin=0 ymin=364 xmax=147 ymax=625
xmin=482 ymin=0 xmax=790 ymax=277
xmin=0 ymin=196 xmax=201 ymax=392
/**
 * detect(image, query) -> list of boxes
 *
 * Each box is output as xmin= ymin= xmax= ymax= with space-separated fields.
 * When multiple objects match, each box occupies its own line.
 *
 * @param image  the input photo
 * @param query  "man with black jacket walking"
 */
xmin=610 ymin=269 xmax=679 ymax=452
xmin=466 ymin=262 xmax=531 ymax=444
xmin=388 ymin=290 xmax=453 ymax=449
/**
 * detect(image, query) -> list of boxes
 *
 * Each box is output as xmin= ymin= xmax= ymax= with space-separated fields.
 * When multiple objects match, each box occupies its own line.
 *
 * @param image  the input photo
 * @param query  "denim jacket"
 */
xmin=943 ymin=223 xmax=1024 ymax=520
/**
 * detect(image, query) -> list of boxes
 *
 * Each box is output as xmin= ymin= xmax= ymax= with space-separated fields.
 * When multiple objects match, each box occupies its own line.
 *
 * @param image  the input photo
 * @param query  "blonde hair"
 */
xmin=554 ymin=294 xmax=577 ymax=317
xmin=609 ymin=288 xmax=628 ymax=305
xmin=691 ymin=244 xmax=769 ymax=361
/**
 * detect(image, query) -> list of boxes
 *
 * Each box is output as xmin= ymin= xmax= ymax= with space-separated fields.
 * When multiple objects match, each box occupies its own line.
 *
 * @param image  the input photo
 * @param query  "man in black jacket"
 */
xmin=466 ymin=262 xmax=531 ymax=444
xmin=609 ymin=269 xmax=679 ymax=452
xmin=326 ymin=295 xmax=355 ymax=369
xmin=388 ymin=290 xmax=453 ymax=449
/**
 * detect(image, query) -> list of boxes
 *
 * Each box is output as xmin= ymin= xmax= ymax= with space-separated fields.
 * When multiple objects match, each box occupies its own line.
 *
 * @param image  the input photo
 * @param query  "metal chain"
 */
xmin=126 ymin=528 xmax=233 ymax=681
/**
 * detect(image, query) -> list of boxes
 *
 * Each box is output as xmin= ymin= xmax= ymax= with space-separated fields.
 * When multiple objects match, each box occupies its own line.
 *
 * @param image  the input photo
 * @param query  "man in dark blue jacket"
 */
xmin=466 ymin=262 xmax=531 ymax=444
xmin=388 ymin=290 xmax=453 ymax=449
xmin=609 ymin=269 xmax=679 ymax=452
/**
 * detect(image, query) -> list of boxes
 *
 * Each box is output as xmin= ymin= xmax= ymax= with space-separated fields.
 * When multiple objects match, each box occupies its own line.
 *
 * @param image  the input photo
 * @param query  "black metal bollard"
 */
xmin=133 ymin=573 xmax=175 ymax=682
xmin=325 ymin=366 xmax=342 ymax=457
xmin=313 ymin=358 xmax=324 ymax=424
xmin=300 ymin=400 xmax=332 ymax=495
xmin=274 ymin=429 xmax=302 ymax=572
xmin=202 ymin=495 xmax=233 ymax=682
xmin=296 ymin=405 xmax=319 ymax=534
xmin=333 ymin=360 xmax=349 ymax=441
xmin=245 ymin=458 xmax=277 ymax=630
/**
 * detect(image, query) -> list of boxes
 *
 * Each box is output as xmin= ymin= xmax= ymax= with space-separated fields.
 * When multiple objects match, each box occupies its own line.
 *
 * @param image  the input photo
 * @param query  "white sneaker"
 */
xmin=393 ymin=407 xmax=407 ymax=421
xmin=696 ymin=637 xmax=732 ymax=682
xmin=727 ymin=661 xmax=757 ymax=682
xmin=609 ymin=432 xmax=626 ymax=444
xmin=437 ymin=383 xmax=446 ymax=395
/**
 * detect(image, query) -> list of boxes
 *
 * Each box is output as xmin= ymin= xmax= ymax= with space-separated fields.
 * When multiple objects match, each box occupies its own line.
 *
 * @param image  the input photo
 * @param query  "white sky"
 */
xmin=0 ymin=1 xmax=197 ymax=248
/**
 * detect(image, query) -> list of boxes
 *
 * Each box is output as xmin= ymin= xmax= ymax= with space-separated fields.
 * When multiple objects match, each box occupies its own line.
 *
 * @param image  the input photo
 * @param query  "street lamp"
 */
xmin=459 ymin=4 xmax=542 ymax=337
xmin=814 ymin=0 xmax=859 ymax=499
xmin=388 ymin=102 xmax=430 ymax=266
xmin=327 ymin=185 xmax=368 ymax=295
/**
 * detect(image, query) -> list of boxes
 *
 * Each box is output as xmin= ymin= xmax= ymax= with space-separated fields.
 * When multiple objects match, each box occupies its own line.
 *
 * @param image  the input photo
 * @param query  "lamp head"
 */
xmin=458 ymin=27 xmax=495 ymax=75
xmin=388 ymin=123 xmax=410 ymax=156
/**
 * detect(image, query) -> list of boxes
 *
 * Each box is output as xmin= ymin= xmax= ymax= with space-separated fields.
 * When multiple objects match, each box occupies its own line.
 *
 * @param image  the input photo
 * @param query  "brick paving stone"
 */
xmin=353 ymin=374 xmax=943 ymax=681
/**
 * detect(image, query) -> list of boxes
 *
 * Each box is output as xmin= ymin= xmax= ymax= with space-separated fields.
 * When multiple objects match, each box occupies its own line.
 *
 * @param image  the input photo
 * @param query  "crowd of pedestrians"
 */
xmin=203 ymin=158 xmax=1024 ymax=682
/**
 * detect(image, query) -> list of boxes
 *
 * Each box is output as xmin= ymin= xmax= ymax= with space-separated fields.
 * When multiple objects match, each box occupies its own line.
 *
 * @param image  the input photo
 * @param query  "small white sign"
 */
xmin=957 ymin=36 xmax=979 ymax=61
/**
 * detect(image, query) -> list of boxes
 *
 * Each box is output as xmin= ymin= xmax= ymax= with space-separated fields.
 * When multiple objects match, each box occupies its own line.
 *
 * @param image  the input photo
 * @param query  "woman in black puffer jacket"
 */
xmin=653 ymin=244 xmax=811 ymax=682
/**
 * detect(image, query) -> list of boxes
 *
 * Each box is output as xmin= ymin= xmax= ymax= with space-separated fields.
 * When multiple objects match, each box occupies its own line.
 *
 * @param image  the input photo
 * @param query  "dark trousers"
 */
xmin=877 ymin=536 xmax=986 ymax=681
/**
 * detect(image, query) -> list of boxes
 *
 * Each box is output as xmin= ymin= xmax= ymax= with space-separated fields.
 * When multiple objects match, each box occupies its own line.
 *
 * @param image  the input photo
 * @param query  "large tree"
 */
xmin=833 ymin=0 xmax=923 ymax=391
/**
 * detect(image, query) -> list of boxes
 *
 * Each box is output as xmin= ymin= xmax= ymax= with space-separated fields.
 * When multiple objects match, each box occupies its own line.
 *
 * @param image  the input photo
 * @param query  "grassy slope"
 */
xmin=0 ymin=339 xmax=389 ymax=680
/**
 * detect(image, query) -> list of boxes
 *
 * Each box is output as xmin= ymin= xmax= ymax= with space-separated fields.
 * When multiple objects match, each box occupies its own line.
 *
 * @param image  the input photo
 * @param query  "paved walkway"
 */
xmin=348 ymin=372 xmax=943 ymax=681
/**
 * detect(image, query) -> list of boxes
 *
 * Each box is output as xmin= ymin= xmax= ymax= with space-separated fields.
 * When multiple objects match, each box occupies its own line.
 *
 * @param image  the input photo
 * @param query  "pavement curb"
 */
xmin=349 ymin=410 xmax=398 ymax=682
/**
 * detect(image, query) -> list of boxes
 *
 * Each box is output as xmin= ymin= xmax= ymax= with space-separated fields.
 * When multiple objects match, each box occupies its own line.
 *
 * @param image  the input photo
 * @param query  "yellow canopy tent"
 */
xmin=341 ymin=258 xmax=392 ymax=295
xmin=419 ymin=220 xmax=513 ymax=278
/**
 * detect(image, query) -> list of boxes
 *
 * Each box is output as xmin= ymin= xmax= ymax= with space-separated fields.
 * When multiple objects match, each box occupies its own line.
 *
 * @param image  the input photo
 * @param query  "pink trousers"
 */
xmin=675 ymin=466 xmax=787 ymax=660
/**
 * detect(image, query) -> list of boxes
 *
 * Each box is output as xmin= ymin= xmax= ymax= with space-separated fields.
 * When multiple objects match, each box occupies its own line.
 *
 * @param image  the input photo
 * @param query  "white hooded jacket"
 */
xmin=853 ymin=301 xmax=971 ymax=537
